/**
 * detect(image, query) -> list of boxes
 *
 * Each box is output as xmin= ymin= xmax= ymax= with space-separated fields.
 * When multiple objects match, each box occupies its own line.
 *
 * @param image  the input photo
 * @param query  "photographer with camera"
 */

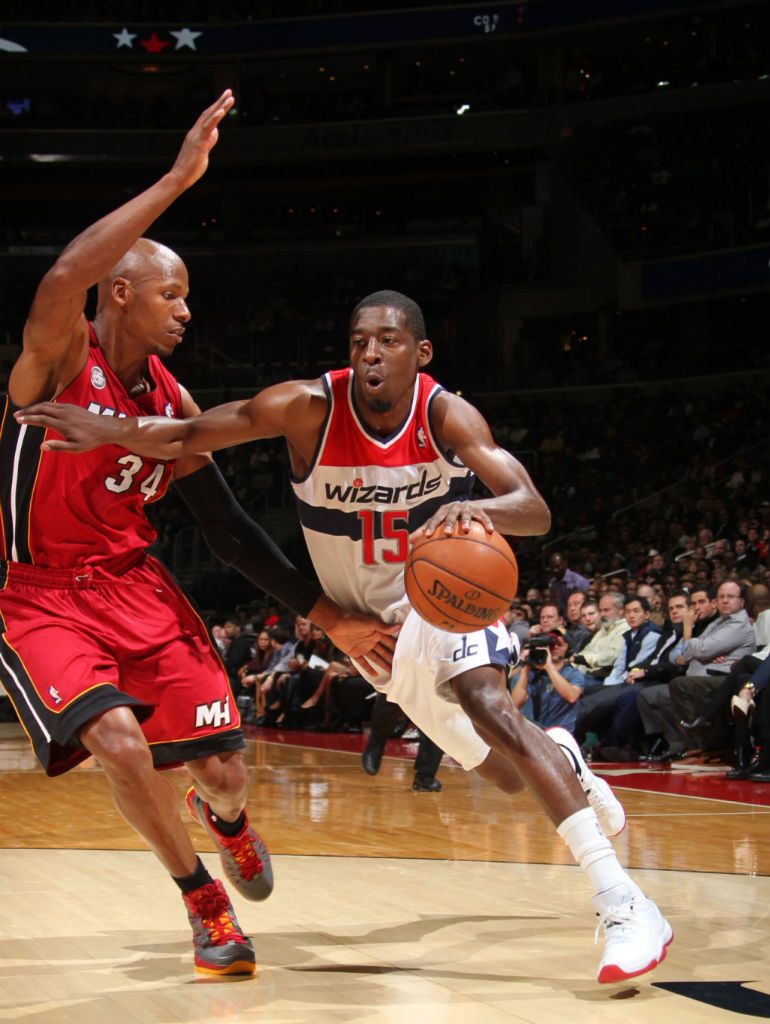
xmin=511 ymin=628 xmax=586 ymax=733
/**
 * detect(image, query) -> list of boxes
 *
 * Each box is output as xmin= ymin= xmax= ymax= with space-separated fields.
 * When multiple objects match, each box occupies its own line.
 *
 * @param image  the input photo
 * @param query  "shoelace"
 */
xmin=218 ymin=824 xmax=265 ymax=880
xmin=196 ymin=796 xmax=266 ymax=881
xmin=588 ymin=783 xmax=611 ymax=811
xmin=594 ymin=902 xmax=636 ymax=944
xmin=188 ymin=882 xmax=247 ymax=946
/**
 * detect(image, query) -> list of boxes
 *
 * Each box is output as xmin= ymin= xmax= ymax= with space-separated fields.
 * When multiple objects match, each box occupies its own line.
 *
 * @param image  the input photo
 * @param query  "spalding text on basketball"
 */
xmin=427 ymin=580 xmax=499 ymax=623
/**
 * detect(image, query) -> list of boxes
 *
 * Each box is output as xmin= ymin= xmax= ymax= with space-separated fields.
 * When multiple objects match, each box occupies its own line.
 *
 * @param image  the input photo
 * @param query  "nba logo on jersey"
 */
xmin=90 ymin=366 xmax=106 ymax=390
xmin=48 ymin=685 xmax=62 ymax=704
xmin=164 ymin=403 xmax=174 ymax=417
xmin=416 ymin=426 xmax=427 ymax=448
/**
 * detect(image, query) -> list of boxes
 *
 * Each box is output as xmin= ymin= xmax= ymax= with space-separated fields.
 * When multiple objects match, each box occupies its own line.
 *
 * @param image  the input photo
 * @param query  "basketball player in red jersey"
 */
xmin=0 ymin=91 xmax=396 ymax=978
xmin=20 ymin=292 xmax=674 ymax=984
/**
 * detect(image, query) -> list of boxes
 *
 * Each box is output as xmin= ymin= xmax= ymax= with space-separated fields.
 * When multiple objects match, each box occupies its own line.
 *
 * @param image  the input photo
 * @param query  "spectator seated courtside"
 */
xmin=573 ymin=597 xmax=661 ymax=756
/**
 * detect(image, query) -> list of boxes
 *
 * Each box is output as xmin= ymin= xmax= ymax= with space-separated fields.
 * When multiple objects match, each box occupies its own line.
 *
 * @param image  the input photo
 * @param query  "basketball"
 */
xmin=404 ymin=520 xmax=518 ymax=633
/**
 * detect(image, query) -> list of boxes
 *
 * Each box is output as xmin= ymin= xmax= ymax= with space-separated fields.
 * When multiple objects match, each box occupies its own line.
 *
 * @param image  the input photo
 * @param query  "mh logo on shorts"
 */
xmin=195 ymin=698 xmax=231 ymax=729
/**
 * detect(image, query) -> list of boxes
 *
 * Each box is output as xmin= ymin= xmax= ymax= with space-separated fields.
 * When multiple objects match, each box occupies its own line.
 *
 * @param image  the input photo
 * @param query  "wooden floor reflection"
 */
xmin=1 ymin=731 xmax=768 ymax=1023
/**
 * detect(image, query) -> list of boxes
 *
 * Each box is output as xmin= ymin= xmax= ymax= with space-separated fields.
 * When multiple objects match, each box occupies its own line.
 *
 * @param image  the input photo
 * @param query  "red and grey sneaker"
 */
xmin=182 ymin=879 xmax=256 ymax=976
xmin=185 ymin=787 xmax=274 ymax=901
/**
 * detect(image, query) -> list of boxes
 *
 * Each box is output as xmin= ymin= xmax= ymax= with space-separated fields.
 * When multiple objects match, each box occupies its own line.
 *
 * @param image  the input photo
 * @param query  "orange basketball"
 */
xmin=404 ymin=520 xmax=518 ymax=633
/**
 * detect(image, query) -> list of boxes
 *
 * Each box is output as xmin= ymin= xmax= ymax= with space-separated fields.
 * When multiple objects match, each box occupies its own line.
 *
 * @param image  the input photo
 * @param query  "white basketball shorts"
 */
xmin=353 ymin=609 xmax=518 ymax=771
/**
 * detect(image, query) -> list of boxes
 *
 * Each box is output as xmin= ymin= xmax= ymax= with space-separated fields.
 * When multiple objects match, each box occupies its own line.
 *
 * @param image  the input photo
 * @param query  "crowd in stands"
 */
xmin=488 ymin=375 xmax=769 ymax=781
xmin=210 ymin=610 xmax=379 ymax=736
xmin=486 ymin=378 xmax=769 ymax=561
xmin=507 ymin=566 xmax=769 ymax=779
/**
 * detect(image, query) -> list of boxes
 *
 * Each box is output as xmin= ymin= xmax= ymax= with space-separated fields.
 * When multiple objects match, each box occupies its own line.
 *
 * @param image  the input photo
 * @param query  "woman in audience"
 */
xmin=237 ymin=630 xmax=275 ymax=723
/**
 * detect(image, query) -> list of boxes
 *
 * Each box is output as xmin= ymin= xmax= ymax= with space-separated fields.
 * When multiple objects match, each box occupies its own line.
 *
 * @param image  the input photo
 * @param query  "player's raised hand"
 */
xmin=170 ymin=89 xmax=235 ymax=190
xmin=14 ymin=402 xmax=119 ymax=452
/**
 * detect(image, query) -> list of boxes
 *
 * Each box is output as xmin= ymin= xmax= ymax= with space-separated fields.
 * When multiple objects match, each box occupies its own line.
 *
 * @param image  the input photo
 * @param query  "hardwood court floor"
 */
xmin=0 ymin=726 xmax=768 ymax=1024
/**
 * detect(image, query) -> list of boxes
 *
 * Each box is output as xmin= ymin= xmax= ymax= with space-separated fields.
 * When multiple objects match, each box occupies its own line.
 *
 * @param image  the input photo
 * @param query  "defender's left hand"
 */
xmin=327 ymin=612 xmax=400 ymax=672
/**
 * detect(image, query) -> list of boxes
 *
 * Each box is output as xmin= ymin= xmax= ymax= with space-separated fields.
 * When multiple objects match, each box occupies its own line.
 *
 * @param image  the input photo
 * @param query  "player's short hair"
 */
xmin=351 ymin=290 xmax=426 ymax=340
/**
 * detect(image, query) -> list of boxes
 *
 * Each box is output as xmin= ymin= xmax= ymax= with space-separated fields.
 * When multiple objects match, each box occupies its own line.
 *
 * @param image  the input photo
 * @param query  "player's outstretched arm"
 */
xmin=16 ymin=377 xmax=326 ymax=457
xmin=15 ymin=396 xmax=249 ymax=457
xmin=413 ymin=391 xmax=551 ymax=539
xmin=10 ymin=90 xmax=234 ymax=408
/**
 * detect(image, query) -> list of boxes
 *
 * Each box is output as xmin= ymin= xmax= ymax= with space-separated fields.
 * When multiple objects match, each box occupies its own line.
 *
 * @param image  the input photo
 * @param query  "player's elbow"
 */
xmin=532 ymin=500 xmax=551 ymax=535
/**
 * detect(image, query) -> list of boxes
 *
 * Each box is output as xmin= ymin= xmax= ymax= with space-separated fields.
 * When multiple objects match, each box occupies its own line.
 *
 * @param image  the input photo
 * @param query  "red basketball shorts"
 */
xmin=0 ymin=553 xmax=243 ymax=775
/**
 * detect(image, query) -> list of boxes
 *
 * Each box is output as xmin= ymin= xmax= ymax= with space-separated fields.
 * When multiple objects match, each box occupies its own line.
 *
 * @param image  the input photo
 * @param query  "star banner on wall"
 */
xmin=0 ymin=3 xmax=532 ymax=56
xmin=170 ymin=28 xmax=202 ymax=50
xmin=112 ymin=27 xmax=201 ymax=52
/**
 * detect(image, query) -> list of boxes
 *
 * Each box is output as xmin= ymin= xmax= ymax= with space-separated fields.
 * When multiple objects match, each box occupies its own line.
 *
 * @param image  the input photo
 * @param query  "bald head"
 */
xmin=96 ymin=238 xmax=185 ymax=310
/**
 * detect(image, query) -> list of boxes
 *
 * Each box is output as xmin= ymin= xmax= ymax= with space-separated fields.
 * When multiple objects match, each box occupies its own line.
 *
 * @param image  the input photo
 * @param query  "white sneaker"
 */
xmin=595 ymin=896 xmax=673 ymax=983
xmin=546 ymin=726 xmax=627 ymax=837
xmin=584 ymin=773 xmax=627 ymax=838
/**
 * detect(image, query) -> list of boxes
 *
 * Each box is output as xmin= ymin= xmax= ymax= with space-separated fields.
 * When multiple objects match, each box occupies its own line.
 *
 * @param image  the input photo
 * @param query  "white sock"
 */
xmin=557 ymin=808 xmax=644 ymax=912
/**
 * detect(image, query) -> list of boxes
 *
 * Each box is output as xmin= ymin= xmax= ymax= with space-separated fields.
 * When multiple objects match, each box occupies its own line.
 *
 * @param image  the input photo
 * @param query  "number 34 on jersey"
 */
xmin=88 ymin=401 xmax=167 ymax=502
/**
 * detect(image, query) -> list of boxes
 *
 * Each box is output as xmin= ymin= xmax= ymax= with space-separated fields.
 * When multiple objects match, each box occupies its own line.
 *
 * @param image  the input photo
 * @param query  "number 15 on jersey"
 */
xmin=358 ymin=509 xmax=409 ymax=565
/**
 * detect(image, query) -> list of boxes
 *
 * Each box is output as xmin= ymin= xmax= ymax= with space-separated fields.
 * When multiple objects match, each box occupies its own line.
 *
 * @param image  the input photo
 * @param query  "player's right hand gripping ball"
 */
xmin=404 ymin=520 xmax=518 ymax=633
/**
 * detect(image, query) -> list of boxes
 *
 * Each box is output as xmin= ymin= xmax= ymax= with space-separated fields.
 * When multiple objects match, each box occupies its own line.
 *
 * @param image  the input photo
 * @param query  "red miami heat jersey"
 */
xmin=291 ymin=368 xmax=473 ymax=624
xmin=0 ymin=324 xmax=181 ymax=568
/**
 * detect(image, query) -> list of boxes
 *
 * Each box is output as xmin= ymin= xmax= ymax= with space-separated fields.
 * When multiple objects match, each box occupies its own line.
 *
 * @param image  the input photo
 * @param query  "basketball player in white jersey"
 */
xmin=18 ymin=290 xmax=673 ymax=983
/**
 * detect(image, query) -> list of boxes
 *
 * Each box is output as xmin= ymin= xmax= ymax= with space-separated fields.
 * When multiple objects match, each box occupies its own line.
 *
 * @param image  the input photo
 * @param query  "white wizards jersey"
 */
xmin=291 ymin=368 xmax=473 ymax=624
